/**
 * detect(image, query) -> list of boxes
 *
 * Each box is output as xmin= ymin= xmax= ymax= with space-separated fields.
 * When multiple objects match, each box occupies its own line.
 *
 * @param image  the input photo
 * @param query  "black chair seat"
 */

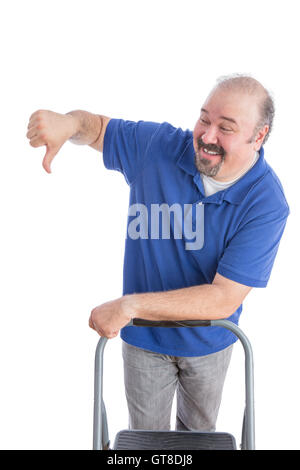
xmin=113 ymin=429 xmax=236 ymax=450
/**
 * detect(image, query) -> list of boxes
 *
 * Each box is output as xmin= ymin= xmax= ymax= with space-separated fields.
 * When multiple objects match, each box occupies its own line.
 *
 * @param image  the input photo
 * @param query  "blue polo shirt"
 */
xmin=103 ymin=119 xmax=289 ymax=356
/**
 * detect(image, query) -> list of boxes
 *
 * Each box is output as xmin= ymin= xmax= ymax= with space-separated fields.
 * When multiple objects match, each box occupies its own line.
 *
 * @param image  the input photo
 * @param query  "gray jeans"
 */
xmin=122 ymin=340 xmax=233 ymax=432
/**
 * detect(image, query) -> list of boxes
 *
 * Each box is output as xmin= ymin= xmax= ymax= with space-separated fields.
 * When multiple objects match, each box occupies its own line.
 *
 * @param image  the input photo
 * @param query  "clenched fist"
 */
xmin=26 ymin=109 xmax=78 ymax=173
xmin=89 ymin=296 xmax=136 ymax=339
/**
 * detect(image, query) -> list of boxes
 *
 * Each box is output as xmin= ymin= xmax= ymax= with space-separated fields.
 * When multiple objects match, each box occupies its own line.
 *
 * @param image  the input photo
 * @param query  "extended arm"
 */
xmin=26 ymin=109 xmax=110 ymax=172
xmin=89 ymin=273 xmax=252 ymax=338
xmin=67 ymin=110 xmax=110 ymax=152
xmin=126 ymin=273 xmax=252 ymax=321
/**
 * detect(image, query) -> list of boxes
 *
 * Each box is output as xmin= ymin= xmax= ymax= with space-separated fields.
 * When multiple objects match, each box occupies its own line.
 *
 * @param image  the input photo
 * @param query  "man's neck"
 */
xmin=212 ymin=151 xmax=259 ymax=184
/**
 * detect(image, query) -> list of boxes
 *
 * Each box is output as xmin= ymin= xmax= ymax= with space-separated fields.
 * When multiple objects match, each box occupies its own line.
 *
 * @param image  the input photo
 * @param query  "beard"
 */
xmin=194 ymin=137 xmax=225 ymax=177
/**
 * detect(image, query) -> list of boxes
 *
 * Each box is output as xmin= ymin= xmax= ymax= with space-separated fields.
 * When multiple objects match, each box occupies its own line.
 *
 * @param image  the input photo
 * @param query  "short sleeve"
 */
xmin=103 ymin=119 xmax=160 ymax=185
xmin=217 ymin=206 xmax=290 ymax=287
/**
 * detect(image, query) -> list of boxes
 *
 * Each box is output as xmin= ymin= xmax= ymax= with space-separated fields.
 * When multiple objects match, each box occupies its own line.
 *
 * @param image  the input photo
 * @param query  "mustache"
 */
xmin=197 ymin=137 xmax=225 ymax=156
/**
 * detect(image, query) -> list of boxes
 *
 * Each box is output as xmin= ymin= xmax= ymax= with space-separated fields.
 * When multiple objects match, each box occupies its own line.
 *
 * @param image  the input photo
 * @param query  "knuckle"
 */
xmin=90 ymin=309 xmax=96 ymax=321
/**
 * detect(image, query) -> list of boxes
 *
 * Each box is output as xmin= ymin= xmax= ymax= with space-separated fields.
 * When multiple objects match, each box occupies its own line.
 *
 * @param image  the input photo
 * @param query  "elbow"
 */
xmin=207 ymin=283 xmax=243 ymax=320
xmin=218 ymin=307 xmax=238 ymax=320
xmin=209 ymin=299 xmax=241 ymax=320
xmin=210 ymin=309 xmax=234 ymax=320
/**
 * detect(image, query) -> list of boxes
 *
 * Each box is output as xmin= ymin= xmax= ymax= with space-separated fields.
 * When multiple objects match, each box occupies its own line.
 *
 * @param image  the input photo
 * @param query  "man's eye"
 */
xmin=220 ymin=127 xmax=232 ymax=132
xmin=200 ymin=119 xmax=209 ymax=124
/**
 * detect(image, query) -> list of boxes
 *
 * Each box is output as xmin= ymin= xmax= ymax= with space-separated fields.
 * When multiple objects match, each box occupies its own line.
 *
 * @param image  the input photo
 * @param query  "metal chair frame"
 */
xmin=93 ymin=319 xmax=255 ymax=450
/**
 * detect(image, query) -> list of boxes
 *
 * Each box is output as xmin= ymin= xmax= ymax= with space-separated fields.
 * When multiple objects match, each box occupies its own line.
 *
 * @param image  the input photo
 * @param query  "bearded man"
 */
xmin=27 ymin=74 xmax=289 ymax=433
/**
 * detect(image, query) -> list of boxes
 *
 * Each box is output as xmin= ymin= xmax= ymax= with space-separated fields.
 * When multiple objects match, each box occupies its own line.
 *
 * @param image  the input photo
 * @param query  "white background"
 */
xmin=0 ymin=0 xmax=299 ymax=450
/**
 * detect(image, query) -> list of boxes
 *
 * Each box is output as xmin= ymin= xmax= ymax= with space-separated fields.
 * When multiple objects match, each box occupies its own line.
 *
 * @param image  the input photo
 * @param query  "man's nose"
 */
xmin=201 ymin=126 xmax=218 ymax=145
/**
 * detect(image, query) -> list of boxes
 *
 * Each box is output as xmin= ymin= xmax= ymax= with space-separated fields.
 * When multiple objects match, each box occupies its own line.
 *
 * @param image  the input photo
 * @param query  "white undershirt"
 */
xmin=201 ymin=151 xmax=259 ymax=197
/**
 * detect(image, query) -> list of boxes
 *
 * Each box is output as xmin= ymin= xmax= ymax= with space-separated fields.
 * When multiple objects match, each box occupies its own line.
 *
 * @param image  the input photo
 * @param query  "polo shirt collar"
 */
xmin=220 ymin=147 xmax=267 ymax=204
xmin=176 ymin=138 xmax=268 ymax=205
xmin=176 ymin=139 xmax=198 ymax=176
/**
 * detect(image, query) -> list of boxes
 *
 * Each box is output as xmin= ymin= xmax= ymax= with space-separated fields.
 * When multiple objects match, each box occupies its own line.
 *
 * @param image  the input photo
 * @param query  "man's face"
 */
xmin=193 ymin=87 xmax=266 ymax=181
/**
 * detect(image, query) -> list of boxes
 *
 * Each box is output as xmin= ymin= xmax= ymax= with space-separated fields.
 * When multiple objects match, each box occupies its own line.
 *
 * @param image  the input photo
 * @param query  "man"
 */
xmin=27 ymin=75 xmax=289 ymax=432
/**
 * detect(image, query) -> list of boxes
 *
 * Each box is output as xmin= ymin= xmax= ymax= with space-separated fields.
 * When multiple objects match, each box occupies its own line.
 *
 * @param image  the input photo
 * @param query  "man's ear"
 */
xmin=254 ymin=124 xmax=269 ymax=150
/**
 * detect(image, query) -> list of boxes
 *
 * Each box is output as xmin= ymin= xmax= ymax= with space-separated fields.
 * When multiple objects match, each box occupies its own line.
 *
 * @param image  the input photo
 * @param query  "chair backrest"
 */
xmin=93 ymin=319 xmax=255 ymax=450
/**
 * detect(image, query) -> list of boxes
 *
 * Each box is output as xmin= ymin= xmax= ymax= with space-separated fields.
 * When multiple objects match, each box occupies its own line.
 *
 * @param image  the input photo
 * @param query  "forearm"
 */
xmin=66 ymin=110 xmax=107 ymax=149
xmin=126 ymin=284 xmax=235 ymax=322
xmin=89 ymin=273 xmax=250 ymax=338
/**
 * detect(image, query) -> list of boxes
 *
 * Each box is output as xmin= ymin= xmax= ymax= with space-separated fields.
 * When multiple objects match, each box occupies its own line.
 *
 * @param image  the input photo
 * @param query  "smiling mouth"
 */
xmin=197 ymin=137 xmax=225 ymax=158
xmin=200 ymin=147 xmax=223 ymax=158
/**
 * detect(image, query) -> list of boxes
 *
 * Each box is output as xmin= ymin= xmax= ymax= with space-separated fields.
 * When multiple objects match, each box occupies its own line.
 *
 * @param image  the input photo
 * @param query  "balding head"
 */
xmin=193 ymin=74 xmax=273 ymax=181
xmin=213 ymin=74 xmax=275 ymax=144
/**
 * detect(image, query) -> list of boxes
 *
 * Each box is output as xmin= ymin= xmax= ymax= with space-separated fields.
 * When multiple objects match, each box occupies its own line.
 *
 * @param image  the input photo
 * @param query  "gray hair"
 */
xmin=215 ymin=73 xmax=275 ymax=144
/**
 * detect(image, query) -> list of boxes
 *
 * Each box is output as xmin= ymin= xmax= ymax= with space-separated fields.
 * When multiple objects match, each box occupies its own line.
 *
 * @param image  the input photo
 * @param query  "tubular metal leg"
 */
xmin=93 ymin=336 xmax=109 ymax=450
xmin=211 ymin=320 xmax=255 ymax=450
